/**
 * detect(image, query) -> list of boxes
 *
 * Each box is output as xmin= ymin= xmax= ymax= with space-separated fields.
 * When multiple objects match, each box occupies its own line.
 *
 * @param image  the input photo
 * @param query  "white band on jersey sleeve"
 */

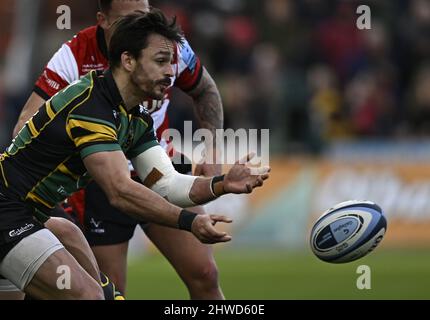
xmin=47 ymin=43 xmax=80 ymax=85
xmin=131 ymin=145 xmax=197 ymax=207
xmin=177 ymin=37 xmax=198 ymax=74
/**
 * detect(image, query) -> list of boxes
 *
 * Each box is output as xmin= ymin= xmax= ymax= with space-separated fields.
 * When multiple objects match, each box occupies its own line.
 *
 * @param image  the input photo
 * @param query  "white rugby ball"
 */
xmin=310 ymin=200 xmax=387 ymax=263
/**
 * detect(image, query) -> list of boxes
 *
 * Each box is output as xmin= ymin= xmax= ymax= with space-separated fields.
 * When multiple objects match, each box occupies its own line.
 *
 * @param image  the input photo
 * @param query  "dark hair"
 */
xmin=98 ymin=0 xmax=113 ymax=14
xmin=109 ymin=9 xmax=183 ymax=68
xmin=99 ymin=0 xmax=149 ymax=14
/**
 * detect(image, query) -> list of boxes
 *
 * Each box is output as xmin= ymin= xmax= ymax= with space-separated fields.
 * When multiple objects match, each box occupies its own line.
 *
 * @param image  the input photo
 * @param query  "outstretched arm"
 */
xmin=131 ymin=146 xmax=270 ymax=208
xmin=83 ymin=150 xmax=232 ymax=244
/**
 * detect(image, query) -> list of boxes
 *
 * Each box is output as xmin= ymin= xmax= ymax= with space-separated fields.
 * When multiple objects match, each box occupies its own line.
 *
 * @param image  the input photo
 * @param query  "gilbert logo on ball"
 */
xmin=310 ymin=200 xmax=387 ymax=263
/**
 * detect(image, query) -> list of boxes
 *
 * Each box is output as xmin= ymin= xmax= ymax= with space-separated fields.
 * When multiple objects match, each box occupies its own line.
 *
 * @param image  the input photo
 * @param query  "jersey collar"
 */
xmin=103 ymin=69 xmax=124 ymax=107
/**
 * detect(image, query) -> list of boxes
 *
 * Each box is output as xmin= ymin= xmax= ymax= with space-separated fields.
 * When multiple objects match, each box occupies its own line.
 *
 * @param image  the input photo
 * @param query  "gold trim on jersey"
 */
xmin=26 ymin=192 xmax=55 ymax=209
xmin=57 ymin=163 xmax=80 ymax=180
xmin=45 ymin=101 xmax=56 ymax=120
xmin=28 ymin=119 xmax=39 ymax=137
xmin=67 ymin=119 xmax=117 ymax=133
xmin=0 ymin=161 xmax=9 ymax=187
xmin=119 ymin=104 xmax=128 ymax=116
xmin=66 ymin=92 xmax=108 ymax=146
xmin=73 ymin=132 xmax=117 ymax=148
xmin=67 ymin=119 xmax=117 ymax=148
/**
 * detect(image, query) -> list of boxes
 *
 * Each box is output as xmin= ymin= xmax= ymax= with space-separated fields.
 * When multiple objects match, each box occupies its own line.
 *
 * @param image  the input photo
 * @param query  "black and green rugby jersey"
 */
xmin=0 ymin=70 xmax=158 ymax=213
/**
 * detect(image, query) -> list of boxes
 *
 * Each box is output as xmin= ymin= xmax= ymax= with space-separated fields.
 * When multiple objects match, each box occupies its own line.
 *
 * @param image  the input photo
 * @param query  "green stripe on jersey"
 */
xmin=8 ymin=126 xmax=33 ymax=155
xmin=50 ymin=72 xmax=93 ymax=113
xmin=68 ymin=114 xmax=117 ymax=131
xmin=80 ymin=143 xmax=122 ymax=159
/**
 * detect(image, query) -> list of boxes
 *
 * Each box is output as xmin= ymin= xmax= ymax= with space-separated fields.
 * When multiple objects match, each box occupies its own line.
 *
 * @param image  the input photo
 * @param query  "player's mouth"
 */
xmin=157 ymin=79 xmax=171 ymax=90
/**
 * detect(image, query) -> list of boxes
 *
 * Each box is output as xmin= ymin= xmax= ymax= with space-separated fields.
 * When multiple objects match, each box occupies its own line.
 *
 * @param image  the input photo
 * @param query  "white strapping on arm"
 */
xmin=131 ymin=146 xmax=197 ymax=207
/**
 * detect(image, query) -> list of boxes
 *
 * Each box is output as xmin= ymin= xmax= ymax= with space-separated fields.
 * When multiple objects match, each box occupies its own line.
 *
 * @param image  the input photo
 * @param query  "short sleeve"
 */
xmin=126 ymin=128 xmax=159 ymax=159
xmin=126 ymin=108 xmax=159 ymax=159
xmin=174 ymin=38 xmax=203 ymax=92
xmin=34 ymin=43 xmax=80 ymax=99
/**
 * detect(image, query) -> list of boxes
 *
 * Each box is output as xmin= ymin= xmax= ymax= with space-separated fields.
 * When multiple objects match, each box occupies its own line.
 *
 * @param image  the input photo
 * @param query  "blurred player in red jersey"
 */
xmin=7 ymin=0 xmax=225 ymax=299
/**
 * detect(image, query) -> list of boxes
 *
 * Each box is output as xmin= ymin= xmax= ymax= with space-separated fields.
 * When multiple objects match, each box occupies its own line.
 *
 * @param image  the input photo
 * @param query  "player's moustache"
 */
xmin=157 ymin=78 xmax=171 ymax=86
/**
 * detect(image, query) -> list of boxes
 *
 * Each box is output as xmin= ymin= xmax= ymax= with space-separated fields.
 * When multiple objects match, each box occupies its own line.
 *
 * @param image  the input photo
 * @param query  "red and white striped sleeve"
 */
xmin=34 ymin=40 xmax=80 ymax=99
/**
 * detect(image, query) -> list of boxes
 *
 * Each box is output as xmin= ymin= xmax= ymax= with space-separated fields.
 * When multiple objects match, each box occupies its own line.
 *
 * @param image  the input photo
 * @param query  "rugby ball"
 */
xmin=310 ymin=200 xmax=387 ymax=263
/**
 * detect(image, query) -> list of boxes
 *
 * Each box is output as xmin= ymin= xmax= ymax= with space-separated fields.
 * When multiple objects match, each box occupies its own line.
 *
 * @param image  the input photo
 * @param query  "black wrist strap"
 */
xmin=178 ymin=210 xmax=198 ymax=232
xmin=210 ymin=175 xmax=225 ymax=197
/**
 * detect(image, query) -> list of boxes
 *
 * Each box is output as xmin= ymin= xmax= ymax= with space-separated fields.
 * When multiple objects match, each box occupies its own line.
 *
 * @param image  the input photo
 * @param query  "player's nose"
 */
xmin=164 ymin=63 xmax=174 ymax=78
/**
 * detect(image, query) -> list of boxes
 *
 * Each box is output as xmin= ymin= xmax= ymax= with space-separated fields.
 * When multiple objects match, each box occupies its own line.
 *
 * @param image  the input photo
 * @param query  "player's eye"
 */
xmin=156 ymin=59 xmax=167 ymax=64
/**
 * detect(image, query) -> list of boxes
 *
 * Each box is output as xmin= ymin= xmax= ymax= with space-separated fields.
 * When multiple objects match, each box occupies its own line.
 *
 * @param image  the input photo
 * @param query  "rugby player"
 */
xmin=0 ymin=10 xmax=270 ymax=300
xmin=12 ymin=0 xmax=226 ymax=299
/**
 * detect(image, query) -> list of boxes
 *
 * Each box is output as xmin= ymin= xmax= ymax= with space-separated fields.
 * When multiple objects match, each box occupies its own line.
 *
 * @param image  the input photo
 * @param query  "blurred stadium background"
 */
xmin=1 ymin=0 xmax=430 ymax=299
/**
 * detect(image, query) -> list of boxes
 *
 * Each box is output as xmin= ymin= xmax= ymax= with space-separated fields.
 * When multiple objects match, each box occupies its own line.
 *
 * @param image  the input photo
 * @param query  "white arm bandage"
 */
xmin=131 ymin=146 xmax=197 ymax=207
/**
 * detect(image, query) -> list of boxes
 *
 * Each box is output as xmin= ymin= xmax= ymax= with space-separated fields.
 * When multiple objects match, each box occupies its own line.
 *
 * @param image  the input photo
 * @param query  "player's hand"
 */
xmin=194 ymin=163 xmax=222 ymax=177
xmin=223 ymin=153 xmax=270 ymax=194
xmin=194 ymin=147 xmax=222 ymax=177
xmin=191 ymin=214 xmax=233 ymax=244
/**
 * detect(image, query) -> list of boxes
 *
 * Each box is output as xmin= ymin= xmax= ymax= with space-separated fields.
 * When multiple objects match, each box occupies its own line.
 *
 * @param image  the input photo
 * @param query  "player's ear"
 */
xmin=120 ymin=52 xmax=136 ymax=72
xmin=97 ymin=12 xmax=109 ymax=29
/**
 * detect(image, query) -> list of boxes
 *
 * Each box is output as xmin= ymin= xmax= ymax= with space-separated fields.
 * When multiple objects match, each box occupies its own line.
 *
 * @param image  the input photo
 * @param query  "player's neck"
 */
xmin=112 ymin=69 xmax=145 ymax=111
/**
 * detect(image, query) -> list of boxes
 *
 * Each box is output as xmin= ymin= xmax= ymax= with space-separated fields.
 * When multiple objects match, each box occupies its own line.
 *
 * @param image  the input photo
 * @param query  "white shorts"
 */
xmin=0 ymin=229 xmax=64 ymax=291
xmin=0 ymin=278 xmax=20 ymax=292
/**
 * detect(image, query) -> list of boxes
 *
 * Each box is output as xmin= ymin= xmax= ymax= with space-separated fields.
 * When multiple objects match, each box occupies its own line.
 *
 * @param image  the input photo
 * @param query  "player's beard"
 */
xmin=154 ymin=78 xmax=171 ymax=98
xmin=130 ymin=71 xmax=169 ymax=100
xmin=146 ymin=79 xmax=169 ymax=100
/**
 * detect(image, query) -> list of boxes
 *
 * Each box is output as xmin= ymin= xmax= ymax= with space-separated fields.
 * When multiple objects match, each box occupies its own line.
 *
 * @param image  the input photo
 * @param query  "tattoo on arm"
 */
xmin=189 ymin=67 xmax=224 ymax=137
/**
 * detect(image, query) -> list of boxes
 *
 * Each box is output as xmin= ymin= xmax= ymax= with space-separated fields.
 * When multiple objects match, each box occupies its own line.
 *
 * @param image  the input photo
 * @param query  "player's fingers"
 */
xmin=261 ymin=173 xmax=270 ymax=180
xmin=254 ymin=177 xmax=264 ymax=187
xmin=213 ymin=235 xmax=232 ymax=243
xmin=210 ymin=215 xmax=233 ymax=224
xmin=205 ymin=225 xmax=228 ymax=239
xmin=246 ymin=183 xmax=253 ymax=193
xmin=196 ymin=229 xmax=218 ymax=243
xmin=203 ymin=222 xmax=232 ymax=240
xmin=250 ymin=166 xmax=271 ymax=175
xmin=208 ymin=232 xmax=232 ymax=243
xmin=236 ymin=152 xmax=256 ymax=165
xmin=201 ymin=235 xmax=232 ymax=244
xmin=195 ymin=221 xmax=233 ymax=244
xmin=251 ymin=178 xmax=263 ymax=189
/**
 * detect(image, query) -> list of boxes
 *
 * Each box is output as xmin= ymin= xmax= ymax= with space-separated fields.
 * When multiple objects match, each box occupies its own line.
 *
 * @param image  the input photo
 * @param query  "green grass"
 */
xmin=126 ymin=249 xmax=430 ymax=300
